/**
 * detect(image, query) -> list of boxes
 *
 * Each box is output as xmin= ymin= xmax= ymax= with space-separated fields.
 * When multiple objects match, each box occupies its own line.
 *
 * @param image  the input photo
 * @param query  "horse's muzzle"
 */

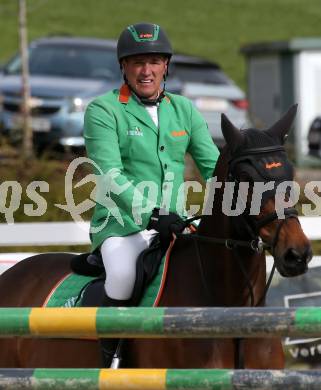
xmin=276 ymin=245 xmax=313 ymax=277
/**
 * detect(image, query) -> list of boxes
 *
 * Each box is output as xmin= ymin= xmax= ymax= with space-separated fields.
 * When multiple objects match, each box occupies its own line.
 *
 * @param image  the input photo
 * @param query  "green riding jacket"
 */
xmin=84 ymin=84 xmax=220 ymax=251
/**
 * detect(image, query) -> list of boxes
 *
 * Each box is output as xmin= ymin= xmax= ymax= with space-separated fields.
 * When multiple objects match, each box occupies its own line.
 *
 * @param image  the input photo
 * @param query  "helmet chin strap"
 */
xmin=137 ymin=89 xmax=165 ymax=106
xmin=123 ymin=74 xmax=166 ymax=106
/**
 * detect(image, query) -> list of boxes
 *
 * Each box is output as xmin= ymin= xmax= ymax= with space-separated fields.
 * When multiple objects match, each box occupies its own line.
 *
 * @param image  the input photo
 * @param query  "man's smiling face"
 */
xmin=122 ymin=54 xmax=168 ymax=100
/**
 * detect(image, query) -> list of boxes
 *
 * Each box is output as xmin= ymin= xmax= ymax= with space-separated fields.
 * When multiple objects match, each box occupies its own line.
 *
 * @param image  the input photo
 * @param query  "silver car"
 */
xmin=168 ymin=54 xmax=250 ymax=147
xmin=0 ymin=37 xmax=122 ymax=152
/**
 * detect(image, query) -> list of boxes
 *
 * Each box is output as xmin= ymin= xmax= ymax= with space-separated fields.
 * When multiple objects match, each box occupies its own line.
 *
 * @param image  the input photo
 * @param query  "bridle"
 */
xmin=175 ymin=144 xmax=300 ymax=304
xmin=177 ymin=145 xmax=299 ymax=256
xmin=227 ymin=145 xmax=299 ymax=258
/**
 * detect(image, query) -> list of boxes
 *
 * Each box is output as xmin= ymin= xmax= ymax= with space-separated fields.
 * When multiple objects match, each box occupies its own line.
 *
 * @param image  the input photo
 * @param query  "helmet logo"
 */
xmin=139 ymin=33 xmax=153 ymax=39
xmin=128 ymin=24 xmax=160 ymax=42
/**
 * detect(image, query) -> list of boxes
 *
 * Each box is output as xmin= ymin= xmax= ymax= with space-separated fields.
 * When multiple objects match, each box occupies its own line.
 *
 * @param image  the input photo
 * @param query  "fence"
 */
xmin=1 ymin=219 xmax=321 ymax=388
xmin=1 ymin=307 xmax=321 ymax=389
xmin=0 ymin=217 xmax=320 ymax=247
xmin=1 ymin=368 xmax=321 ymax=389
xmin=1 ymin=307 xmax=321 ymax=388
xmin=0 ymin=217 xmax=320 ymax=274
xmin=1 ymin=306 xmax=321 ymax=339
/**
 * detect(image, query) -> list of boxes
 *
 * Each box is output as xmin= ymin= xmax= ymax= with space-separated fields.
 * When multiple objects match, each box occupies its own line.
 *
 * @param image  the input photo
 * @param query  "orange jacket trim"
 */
xmin=119 ymin=84 xmax=131 ymax=103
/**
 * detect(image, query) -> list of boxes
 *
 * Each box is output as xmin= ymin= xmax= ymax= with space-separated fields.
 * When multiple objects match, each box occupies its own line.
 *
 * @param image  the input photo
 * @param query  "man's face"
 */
xmin=122 ymin=54 xmax=168 ymax=100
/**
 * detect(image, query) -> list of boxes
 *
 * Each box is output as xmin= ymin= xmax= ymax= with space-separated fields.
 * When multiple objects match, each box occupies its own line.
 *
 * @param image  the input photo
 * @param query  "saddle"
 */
xmin=70 ymin=235 xmax=166 ymax=306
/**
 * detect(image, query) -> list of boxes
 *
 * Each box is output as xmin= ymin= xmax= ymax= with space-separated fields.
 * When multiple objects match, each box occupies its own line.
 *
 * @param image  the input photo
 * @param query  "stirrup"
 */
xmin=110 ymin=340 xmax=123 ymax=369
xmin=110 ymin=354 xmax=122 ymax=369
xmin=102 ymin=351 xmax=121 ymax=369
xmin=101 ymin=339 xmax=122 ymax=369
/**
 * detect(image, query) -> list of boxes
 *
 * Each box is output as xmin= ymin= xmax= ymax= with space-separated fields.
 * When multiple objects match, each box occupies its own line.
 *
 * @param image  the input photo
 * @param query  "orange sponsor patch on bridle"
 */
xmin=171 ymin=130 xmax=187 ymax=137
xmin=265 ymin=162 xmax=282 ymax=169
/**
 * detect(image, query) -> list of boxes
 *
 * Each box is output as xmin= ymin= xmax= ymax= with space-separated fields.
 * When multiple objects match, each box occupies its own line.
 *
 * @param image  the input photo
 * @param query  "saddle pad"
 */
xmin=43 ymin=241 xmax=174 ymax=308
xmin=44 ymin=274 xmax=95 ymax=307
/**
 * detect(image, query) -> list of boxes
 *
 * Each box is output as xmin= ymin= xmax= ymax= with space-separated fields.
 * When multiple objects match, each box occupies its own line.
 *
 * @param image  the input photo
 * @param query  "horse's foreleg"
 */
xmin=243 ymin=338 xmax=285 ymax=369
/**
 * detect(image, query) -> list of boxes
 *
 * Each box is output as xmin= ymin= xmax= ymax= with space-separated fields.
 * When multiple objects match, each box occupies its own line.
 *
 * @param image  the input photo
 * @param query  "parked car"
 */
xmin=168 ymin=54 xmax=250 ymax=147
xmin=0 ymin=37 xmax=123 ymax=152
xmin=308 ymin=116 xmax=321 ymax=158
xmin=0 ymin=36 xmax=249 ymax=152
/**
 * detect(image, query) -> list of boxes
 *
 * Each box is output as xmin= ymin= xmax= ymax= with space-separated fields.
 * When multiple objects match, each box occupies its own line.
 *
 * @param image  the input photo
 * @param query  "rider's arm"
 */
xmin=187 ymin=103 xmax=220 ymax=181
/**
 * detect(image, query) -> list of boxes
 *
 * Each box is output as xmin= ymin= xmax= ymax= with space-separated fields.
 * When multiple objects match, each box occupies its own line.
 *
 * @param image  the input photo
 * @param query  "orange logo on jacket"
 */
xmin=265 ymin=162 xmax=282 ymax=169
xmin=172 ymin=130 xmax=187 ymax=137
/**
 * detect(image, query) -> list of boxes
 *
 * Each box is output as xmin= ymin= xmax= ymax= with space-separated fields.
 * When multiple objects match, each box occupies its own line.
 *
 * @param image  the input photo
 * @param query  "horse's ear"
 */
xmin=267 ymin=104 xmax=298 ymax=143
xmin=221 ymin=113 xmax=244 ymax=152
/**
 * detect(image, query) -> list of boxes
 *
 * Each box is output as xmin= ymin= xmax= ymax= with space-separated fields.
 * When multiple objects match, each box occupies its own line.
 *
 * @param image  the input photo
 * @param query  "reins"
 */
xmin=175 ymin=205 xmax=299 ymax=305
xmin=175 ymin=214 xmax=272 ymax=302
xmin=176 ymin=227 xmax=268 ymax=252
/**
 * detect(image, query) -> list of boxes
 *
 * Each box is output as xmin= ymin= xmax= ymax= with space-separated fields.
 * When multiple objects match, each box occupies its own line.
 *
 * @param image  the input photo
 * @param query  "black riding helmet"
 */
xmin=117 ymin=23 xmax=173 ymax=63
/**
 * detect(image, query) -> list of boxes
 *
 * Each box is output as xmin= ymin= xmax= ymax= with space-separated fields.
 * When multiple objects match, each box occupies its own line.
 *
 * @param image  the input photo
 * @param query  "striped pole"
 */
xmin=1 ymin=307 xmax=321 ymax=339
xmin=1 ymin=369 xmax=321 ymax=389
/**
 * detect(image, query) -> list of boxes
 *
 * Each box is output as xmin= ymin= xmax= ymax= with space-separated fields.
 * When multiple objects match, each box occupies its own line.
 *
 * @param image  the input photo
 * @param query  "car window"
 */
xmin=5 ymin=44 xmax=121 ymax=80
xmin=169 ymin=62 xmax=231 ymax=85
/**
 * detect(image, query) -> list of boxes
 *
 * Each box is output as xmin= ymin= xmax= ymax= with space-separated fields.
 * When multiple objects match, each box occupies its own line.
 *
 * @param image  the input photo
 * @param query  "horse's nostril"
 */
xmin=284 ymin=248 xmax=306 ymax=265
xmin=279 ymin=246 xmax=312 ymax=276
xmin=305 ymin=246 xmax=313 ymax=263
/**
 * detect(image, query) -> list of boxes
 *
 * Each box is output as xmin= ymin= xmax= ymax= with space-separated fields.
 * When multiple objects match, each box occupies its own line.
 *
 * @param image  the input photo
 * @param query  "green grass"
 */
xmin=2 ymin=0 xmax=321 ymax=87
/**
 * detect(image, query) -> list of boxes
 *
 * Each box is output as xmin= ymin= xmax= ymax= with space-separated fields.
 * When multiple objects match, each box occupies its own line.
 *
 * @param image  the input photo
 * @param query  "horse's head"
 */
xmin=221 ymin=105 xmax=312 ymax=277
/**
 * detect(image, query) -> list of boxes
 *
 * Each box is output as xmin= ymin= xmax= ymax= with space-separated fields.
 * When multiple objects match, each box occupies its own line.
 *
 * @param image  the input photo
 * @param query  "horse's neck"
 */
xmin=196 ymin=150 xmax=267 ymax=306
xmin=198 ymin=147 xmax=229 ymax=237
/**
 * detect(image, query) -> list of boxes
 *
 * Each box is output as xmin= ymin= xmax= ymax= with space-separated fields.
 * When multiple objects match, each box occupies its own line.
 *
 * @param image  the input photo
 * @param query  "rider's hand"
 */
xmin=147 ymin=208 xmax=186 ymax=244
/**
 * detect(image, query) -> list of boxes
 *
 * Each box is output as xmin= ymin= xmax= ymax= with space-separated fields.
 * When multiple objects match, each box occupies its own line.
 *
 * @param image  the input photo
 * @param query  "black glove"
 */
xmin=147 ymin=208 xmax=186 ymax=244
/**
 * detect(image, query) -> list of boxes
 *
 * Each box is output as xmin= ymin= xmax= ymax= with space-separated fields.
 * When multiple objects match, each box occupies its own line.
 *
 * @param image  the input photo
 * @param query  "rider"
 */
xmin=84 ymin=22 xmax=220 ymax=366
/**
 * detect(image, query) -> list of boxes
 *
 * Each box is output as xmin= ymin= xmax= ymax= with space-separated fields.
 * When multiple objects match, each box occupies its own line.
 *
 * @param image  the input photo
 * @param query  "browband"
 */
xmin=229 ymin=146 xmax=286 ymax=166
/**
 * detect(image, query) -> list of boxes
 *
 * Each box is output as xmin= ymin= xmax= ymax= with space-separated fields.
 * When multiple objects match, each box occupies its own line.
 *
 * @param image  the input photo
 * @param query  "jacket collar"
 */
xmin=119 ymin=84 xmax=131 ymax=103
xmin=118 ymin=84 xmax=171 ymax=104
xmin=118 ymin=84 xmax=171 ymax=134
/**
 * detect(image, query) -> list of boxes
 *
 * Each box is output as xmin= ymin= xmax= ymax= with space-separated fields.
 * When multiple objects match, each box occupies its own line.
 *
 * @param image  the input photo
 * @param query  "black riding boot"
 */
xmin=100 ymin=294 xmax=131 ymax=368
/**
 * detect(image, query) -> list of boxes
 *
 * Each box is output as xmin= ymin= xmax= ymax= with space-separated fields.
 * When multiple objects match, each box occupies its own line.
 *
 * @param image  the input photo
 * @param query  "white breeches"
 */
xmin=100 ymin=230 xmax=157 ymax=300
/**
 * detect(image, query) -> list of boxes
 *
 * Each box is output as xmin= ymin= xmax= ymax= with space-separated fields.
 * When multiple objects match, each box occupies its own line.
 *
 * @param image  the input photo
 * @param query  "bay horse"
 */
xmin=0 ymin=105 xmax=312 ymax=368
